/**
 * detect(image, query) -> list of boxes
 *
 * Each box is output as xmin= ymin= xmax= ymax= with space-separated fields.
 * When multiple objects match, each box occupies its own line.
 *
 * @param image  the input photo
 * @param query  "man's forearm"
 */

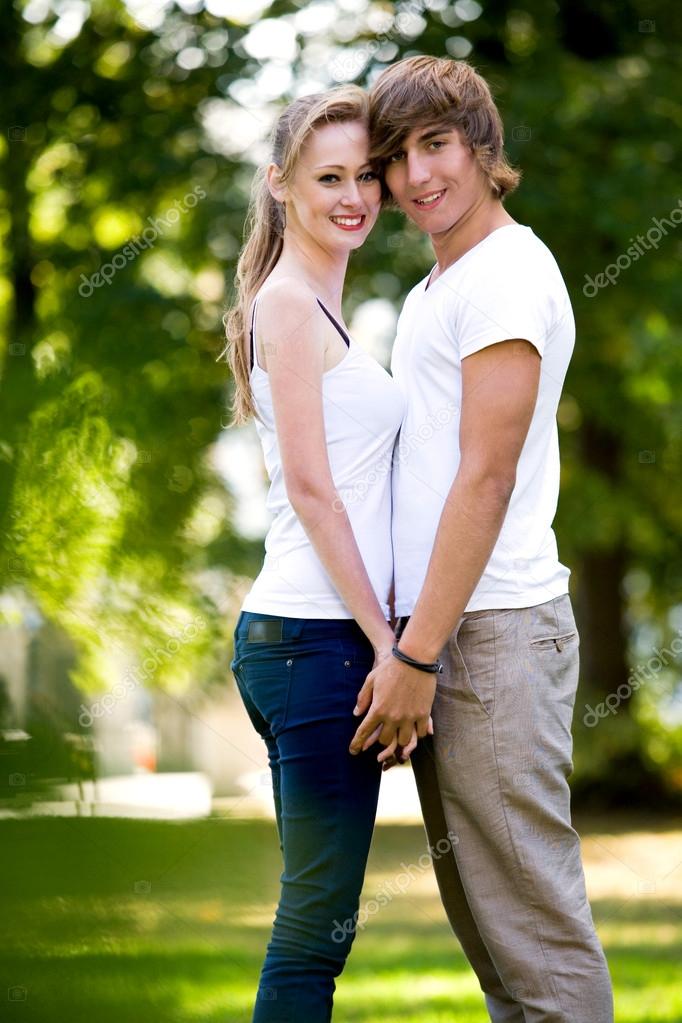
xmin=398 ymin=470 xmax=514 ymax=662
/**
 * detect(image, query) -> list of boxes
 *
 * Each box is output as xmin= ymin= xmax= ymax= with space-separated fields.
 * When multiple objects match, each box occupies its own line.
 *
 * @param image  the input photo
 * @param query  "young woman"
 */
xmin=223 ymin=86 xmax=420 ymax=1022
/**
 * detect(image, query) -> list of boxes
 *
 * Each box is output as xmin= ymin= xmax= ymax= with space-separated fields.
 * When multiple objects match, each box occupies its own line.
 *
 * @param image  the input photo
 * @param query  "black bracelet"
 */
xmin=392 ymin=644 xmax=443 ymax=674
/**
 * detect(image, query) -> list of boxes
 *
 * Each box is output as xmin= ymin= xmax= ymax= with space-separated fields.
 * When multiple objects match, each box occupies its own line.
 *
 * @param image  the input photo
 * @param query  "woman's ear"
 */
xmin=266 ymin=163 xmax=286 ymax=204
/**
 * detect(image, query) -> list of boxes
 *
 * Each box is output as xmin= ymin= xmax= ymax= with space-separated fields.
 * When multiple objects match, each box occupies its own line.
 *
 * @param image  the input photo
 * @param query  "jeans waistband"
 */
xmin=234 ymin=610 xmax=369 ymax=644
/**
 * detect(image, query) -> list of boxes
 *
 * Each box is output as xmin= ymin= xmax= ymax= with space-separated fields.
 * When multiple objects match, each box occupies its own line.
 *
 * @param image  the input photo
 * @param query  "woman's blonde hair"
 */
xmin=369 ymin=56 xmax=521 ymax=204
xmin=220 ymin=84 xmax=372 ymax=425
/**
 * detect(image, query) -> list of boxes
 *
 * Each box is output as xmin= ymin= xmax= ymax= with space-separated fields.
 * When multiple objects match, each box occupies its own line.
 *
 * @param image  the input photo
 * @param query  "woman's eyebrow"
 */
xmin=313 ymin=162 xmax=374 ymax=170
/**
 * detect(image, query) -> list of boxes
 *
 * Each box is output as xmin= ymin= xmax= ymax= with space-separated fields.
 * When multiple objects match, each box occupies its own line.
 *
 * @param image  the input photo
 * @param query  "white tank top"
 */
xmin=241 ymin=292 xmax=405 ymax=619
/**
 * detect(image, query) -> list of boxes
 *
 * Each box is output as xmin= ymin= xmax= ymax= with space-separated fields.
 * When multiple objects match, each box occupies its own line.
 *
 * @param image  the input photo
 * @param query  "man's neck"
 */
xmin=428 ymin=196 xmax=516 ymax=285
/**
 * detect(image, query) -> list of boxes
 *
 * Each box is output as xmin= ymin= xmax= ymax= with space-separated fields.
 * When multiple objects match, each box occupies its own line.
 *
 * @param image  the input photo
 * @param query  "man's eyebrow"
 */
xmin=387 ymin=127 xmax=449 ymax=152
xmin=416 ymin=127 xmax=450 ymax=142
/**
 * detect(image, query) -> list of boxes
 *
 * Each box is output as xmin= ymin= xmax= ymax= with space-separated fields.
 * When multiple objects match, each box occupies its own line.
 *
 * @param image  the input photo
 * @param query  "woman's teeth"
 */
xmin=415 ymin=191 xmax=444 ymax=206
xmin=330 ymin=215 xmax=364 ymax=226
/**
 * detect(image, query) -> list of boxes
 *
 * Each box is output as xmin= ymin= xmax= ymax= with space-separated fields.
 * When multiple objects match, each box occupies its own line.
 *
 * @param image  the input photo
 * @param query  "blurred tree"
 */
xmin=1 ymin=0 xmax=680 ymax=802
xmin=0 ymin=0 xmax=262 ymax=705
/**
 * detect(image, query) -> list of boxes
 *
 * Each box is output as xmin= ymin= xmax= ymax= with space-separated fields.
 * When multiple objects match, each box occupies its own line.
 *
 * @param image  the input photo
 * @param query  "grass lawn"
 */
xmin=1 ymin=812 xmax=680 ymax=1022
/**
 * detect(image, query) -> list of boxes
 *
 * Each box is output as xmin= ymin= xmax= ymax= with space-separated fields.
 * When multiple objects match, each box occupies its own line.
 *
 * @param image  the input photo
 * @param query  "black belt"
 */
xmin=395 ymin=615 xmax=411 ymax=640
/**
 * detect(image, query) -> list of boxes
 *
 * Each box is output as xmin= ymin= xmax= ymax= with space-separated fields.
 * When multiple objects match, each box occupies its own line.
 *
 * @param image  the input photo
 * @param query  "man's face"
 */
xmin=383 ymin=124 xmax=489 ymax=235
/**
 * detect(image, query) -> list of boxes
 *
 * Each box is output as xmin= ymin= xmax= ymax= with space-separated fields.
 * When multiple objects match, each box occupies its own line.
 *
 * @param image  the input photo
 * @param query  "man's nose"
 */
xmin=407 ymin=152 xmax=430 ymax=187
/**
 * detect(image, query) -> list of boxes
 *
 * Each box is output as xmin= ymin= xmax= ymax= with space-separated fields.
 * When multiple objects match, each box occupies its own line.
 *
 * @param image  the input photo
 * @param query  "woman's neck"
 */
xmin=269 ymin=233 xmax=349 ymax=315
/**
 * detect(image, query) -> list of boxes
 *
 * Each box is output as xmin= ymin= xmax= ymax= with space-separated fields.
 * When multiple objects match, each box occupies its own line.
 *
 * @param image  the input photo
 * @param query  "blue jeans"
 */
xmin=231 ymin=611 xmax=383 ymax=1023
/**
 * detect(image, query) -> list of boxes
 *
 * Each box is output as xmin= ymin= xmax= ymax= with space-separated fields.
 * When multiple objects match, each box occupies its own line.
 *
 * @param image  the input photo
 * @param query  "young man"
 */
xmin=349 ymin=56 xmax=614 ymax=1022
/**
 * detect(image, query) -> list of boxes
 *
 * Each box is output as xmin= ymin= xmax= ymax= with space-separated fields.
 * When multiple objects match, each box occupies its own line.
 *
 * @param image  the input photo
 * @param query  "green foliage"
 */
xmin=1 ymin=0 xmax=680 ymax=793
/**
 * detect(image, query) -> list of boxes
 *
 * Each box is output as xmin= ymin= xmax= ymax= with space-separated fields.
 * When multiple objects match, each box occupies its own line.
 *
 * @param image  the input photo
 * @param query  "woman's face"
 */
xmin=278 ymin=119 xmax=382 ymax=251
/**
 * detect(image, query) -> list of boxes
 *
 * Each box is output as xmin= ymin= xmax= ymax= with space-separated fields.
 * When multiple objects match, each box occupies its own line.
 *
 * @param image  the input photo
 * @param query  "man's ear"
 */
xmin=266 ymin=163 xmax=286 ymax=204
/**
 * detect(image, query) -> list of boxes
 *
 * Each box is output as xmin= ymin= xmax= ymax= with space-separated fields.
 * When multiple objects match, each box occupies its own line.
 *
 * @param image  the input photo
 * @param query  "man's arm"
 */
xmin=349 ymin=337 xmax=541 ymax=759
xmin=398 ymin=337 xmax=541 ymax=660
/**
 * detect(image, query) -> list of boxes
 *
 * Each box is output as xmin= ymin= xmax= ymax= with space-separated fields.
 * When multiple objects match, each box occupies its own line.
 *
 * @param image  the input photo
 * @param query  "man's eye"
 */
xmin=388 ymin=152 xmax=404 ymax=163
xmin=429 ymin=140 xmax=445 ymax=150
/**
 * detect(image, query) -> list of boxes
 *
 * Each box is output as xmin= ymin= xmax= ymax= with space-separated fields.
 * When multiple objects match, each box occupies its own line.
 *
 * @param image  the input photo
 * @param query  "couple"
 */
xmin=227 ymin=55 xmax=613 ymax=1023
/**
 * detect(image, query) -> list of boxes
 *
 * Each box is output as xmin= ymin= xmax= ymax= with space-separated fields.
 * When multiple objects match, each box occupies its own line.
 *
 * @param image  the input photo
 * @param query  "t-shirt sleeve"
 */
xmin=454 ymin=246 xmax=555 ymax=360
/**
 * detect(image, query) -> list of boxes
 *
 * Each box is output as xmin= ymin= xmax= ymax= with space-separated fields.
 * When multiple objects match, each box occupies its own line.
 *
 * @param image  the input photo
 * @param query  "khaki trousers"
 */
xmin=407 ymin=594 xmax=614 ymax=1022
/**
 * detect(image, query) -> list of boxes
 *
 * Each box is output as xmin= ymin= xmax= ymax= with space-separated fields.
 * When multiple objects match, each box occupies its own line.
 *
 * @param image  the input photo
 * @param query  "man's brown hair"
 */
xmin=369 ymin=55 xmax=520 ymax=201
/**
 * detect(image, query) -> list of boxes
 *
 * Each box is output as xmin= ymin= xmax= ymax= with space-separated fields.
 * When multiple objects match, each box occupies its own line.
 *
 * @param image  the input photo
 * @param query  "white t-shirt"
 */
xmin=391 ymin=223 xmax=574 ymax=615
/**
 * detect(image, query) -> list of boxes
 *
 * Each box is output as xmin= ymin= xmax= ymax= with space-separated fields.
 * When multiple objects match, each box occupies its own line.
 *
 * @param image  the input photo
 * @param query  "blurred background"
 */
xmin=1 ymin=0 xmax=681 ymax=1020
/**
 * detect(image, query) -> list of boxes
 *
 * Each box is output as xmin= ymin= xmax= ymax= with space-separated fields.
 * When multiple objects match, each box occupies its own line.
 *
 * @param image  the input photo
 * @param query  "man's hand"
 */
xmin=348 ymin=654 xmax=436 ymax=762
xmin=379 ymin=715 xmax=434 ymax=770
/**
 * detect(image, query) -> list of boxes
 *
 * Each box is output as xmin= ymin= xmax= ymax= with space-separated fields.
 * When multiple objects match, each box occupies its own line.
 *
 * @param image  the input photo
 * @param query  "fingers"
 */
xmin=351 ymin=714 xmax=425 ymax=757
xmin=401 ymin=727 xmax=419 ymax=760
xmin=377 ymin=722 xmax=411 ymax=764
xmin=362 ymin=723 xmax=383 ymax=751
xmin=349 ymin=714 xmax=391 ymax=754
xmin=416 ymin=714 xmax=432 ymax=739
xmin=352 ymin=676 xmax=374 ymax=717
xmin=382 ymin=718 xmax=432 ymax=768
xmin=397 ymin=722 xmax=414 ymax=747
xmin=377 ymin=736 xmax=398 ymax=764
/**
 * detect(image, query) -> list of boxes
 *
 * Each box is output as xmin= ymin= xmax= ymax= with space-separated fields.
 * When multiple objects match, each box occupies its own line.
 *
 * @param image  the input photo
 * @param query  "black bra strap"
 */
xmin=315 ymin=299 xmax=350 ymax=347
xmin=249 ymin=294 xmax=349 ymax=373
xmin=249 ymin=297 xmax=257 ymax=372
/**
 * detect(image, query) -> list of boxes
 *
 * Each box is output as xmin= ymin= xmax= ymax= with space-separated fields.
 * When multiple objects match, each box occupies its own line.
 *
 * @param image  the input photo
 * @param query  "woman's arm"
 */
xmin=255 ymin=278 xmax=394 ymax=656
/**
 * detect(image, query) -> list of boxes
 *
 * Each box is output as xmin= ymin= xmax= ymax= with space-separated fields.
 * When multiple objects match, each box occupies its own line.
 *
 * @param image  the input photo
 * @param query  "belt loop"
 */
xmin=289 ymin=617 xmax=306 ymax=640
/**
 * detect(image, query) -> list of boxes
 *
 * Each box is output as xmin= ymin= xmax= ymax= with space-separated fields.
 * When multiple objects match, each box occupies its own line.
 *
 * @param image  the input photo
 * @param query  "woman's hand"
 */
xmin=357 ymin=629 xmax=396 ymax=723
xmin=380 ymin=715 xmax=434 ymax=771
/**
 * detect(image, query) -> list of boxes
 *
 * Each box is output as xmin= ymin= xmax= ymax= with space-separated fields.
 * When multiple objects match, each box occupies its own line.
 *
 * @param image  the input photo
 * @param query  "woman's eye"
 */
xmin=319 ymin=174 xmax=339 ymax=183
xmin=388 ymin=152 xmax=404 ymax=163
xmin=360 ymin=171 xmax=378 ymax=182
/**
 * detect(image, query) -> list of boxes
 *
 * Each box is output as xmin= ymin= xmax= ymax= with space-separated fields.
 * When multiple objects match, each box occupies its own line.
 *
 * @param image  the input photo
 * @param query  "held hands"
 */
xmin=348 ymin=643 xmax=437 ymax=767
xmin=378 ymin=716 xmax=434 ymax=771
